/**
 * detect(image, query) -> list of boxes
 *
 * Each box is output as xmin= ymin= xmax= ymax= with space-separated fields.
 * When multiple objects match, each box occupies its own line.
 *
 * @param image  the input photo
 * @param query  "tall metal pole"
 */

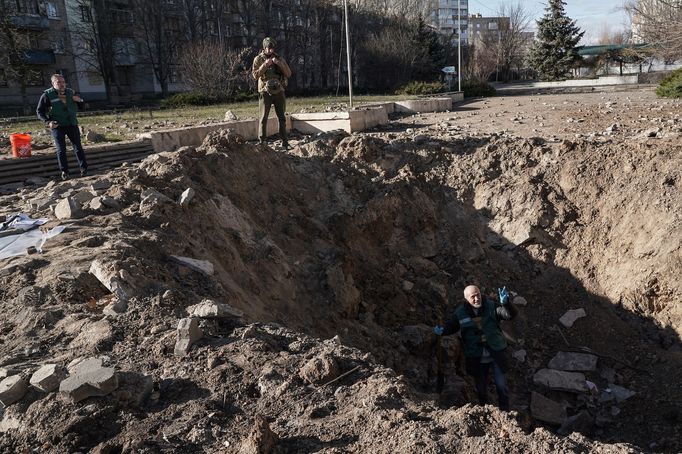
xmin=457 ymin=0 xmax=462 ymax=92
xmin=343 ymin=0 xmax=353 ymax=109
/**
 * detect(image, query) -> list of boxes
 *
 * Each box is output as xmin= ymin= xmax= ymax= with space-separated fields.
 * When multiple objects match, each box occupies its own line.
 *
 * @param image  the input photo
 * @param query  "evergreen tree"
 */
xmin=528 ymin=0 xmax=584 ymax=81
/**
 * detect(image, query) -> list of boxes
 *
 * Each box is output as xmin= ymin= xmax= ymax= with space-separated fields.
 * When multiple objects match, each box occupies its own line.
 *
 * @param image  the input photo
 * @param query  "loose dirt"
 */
xmin=0 ymin=88 xmax=680 ymax=453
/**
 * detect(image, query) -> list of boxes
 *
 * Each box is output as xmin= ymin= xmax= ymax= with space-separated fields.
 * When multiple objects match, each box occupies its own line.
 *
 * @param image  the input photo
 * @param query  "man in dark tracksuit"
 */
xmin=252 ymin=37 xmax=292 ymax=148
xmin=36 ymin=74 xmax=87 ymax=180
xmin=435 ymin=285 xmax=517 ymax=411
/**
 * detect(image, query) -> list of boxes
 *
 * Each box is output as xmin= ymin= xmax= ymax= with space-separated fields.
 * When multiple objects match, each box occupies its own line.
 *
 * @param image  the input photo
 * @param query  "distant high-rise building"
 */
xmin=428 ymin=0 xmax=469 ymax=45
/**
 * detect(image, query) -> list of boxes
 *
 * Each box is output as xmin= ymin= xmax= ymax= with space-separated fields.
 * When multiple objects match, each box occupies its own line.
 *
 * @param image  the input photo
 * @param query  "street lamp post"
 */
xmin=343 ymin=0 xmax=353 ymax=109
xmin=457 ymin=0 xmax=461 ymax=92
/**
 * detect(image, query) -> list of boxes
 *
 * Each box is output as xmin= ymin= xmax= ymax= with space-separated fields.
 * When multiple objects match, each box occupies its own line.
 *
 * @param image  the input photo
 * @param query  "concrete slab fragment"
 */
xmin=186 ymin=299 xmax=243 ymax=318
xmin=533 ymin=368 xmax=588 ymax=393
xmin=559 ymin=308 xmax=587 ymax=328
xmin=531 ymin=391 xmax=566 ymax=425
xmin=30 ymin=364 xmax=65 ymax=393
xmin=0 ymin=375 xmax=28 ymax=406
xmin=548 ymin=352 xmax=598 ymax=371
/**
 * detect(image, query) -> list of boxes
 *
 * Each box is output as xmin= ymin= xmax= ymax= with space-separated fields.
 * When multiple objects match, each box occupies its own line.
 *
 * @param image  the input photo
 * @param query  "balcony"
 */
xmin=10 ymin=14 xmax=50 ymax=30
xmin=24 ymin=49 xmax=56 ymax=65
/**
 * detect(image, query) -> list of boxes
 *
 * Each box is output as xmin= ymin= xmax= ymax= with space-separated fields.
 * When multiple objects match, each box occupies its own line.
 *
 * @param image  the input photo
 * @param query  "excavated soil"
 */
xmin=0 ymin=88 xmax=681 ymax=453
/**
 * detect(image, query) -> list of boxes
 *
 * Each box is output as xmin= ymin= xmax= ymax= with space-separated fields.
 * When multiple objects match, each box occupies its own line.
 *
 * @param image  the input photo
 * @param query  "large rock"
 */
xmin=170 ymin=255 xmax=214 ymax=276
xmin=559 ymin=308 xmax=587 ymax=328
xmin=548 ymin=351 xmax=598 ymax=371
xmin=298 ymin=354 xmax=340 ymax=386
xmin=533 ymin=368 xmax=588 ymax=393
xmin=30 ymin=364 xmax=65 ymax=392
xmin=530 ymin=391 xmax=566 ymax=425
xmin=186 ymin=299 xmax=243 ymax=318
xmin=59 ymin=358 xmax=118 ymax=402
xmin=174 ymin=318 xmax=203 ymax=357
xmin=0 ymin=375 xmax=28 ymax=406
xmin=55 ymin=196 xmax=83 ymax=219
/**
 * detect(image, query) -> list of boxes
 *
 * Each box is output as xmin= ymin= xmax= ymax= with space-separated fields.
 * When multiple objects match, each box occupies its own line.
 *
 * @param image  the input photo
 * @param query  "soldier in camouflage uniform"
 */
xmin=252 ymin=37 xmax=292 ymax=148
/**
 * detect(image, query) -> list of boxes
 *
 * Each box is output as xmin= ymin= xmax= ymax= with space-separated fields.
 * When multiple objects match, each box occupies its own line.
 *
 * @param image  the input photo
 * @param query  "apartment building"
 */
xmin=0 ymin=0 xmax=78 ymax=112
xmin=428 ymin=0 xmax=469 ymax=45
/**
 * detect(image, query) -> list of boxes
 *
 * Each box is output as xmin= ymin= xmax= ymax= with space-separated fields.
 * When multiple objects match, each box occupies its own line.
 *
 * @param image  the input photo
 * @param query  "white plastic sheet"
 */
xmin=0 ymin=226 xmax=66 ymax=260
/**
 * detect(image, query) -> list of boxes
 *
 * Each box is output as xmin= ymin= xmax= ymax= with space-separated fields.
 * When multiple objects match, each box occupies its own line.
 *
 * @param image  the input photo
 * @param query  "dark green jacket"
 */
xmin=40 ymin=88 xmax=79 ymax=126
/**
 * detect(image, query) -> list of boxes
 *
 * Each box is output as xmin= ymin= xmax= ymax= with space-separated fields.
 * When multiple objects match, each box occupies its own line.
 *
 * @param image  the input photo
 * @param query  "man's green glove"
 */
xmin=498 ymin=286 xmax=510 ymax=305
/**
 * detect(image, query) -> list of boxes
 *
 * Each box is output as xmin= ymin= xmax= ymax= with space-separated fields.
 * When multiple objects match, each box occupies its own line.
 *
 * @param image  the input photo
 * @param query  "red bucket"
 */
xmin=10 ymin=133 xmax=32 ymax=158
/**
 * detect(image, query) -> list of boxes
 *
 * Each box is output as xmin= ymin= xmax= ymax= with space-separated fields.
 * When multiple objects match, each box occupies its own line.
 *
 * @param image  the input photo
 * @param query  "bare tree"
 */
xmin=67 ymin=0 xmax=129 ymax=103
xmin=495 ymin=2 xmax=533 ymax=82
xmin=180 ymin=42 xmax=249 ymax=99
xmin=132 ymin=0 xmax=187 ymax=97
xmin=625 ymin=0 xmax=682 ymax=62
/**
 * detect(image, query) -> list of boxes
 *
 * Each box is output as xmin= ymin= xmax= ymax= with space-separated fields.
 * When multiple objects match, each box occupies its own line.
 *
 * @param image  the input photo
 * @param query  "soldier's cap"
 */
xmin=263 ymin=37 xmax=277 ymax=49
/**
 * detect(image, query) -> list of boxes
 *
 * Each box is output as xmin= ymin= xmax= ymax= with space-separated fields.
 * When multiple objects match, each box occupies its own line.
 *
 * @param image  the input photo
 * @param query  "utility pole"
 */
xmin=457 ymin=0 xmax=462 ymax=92
xmin=343 ymin=0 xmax=353 ymax=109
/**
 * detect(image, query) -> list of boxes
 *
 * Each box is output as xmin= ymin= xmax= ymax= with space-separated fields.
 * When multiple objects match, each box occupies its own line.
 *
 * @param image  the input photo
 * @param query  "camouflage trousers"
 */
xmin=258 ymin=91 xmax=287 ymax=142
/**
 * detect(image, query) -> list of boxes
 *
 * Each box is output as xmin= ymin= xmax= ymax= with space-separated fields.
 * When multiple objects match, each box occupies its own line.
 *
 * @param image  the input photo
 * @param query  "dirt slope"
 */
xmin=0 ymin=90 xmax=680 ymax=452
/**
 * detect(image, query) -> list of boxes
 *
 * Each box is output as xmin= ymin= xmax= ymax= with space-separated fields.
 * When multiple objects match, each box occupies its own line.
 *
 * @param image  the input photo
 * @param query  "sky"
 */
xmin=466 ymin=0 xmax=630 ymax=45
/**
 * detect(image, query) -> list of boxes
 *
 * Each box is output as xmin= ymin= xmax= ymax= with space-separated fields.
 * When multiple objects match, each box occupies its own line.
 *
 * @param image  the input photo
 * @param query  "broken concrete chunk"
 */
xmin=531 ymin=391 xmax=566 ymax=425
xmin=139 ymin=188 xmax=172 ymax=211
xmin=179 ymin=188 xmax=195 ymax=207
xmin=30 ymin=364 xmax=66 ymax=393
xmin=548 ymin=352 xmax=598 ymax=371
xmin=559 ymin=308 xmax=586 ymax=328
xmin=103 ymin=299 xmax=128 ymax=316
xmin=89 ymin=259 xmax=133 ymax=301
xmin=91 ymin=179 xmax=112 ymax=191
xmin=224 ymin=110 xmax=238 ymax=121
xmin=55 ymin=196 xmax=83 ymax=220
xmin=607 ymin=384 xmax=636 ymax=402
xmin=67 ymin=357 xmax=103 ymax=374
xmin=533 ymin=368 xmax=588 ymax=393
xmin=298 ymin=354 xmax=340 ymax=386
xmin=512 ymin=296 xmax=528 ymax=306
xmin=174 ymin=318 xmax=203 ymax=357
xmin=59 ymin=361 xmax=118 ymax=403
xmin=0 ymin=375 xmax=28 ymax=406
xmin=72 ymin=189 xmax=96 ymax=205
xmin=170 ymin=255 xmax=214 ymax=276
xmin=186 ymin=299 xmax=243 ymax=319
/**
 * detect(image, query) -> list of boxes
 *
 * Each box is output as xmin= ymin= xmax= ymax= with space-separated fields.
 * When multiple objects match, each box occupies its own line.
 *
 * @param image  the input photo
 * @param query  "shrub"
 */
xmin=161 ymin=92 xmax=216 ymax=108
xmin=656 ymin=68 xmax=682 ymax=98
xmin=396 ymin=81 xmax=446 ymax=96
xmin=462 ymin=80 xmax=496 ymax=97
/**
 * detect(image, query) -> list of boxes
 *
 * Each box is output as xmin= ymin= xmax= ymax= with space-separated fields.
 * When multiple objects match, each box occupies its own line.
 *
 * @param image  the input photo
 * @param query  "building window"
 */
xmin=46 ymin=1 xmax=58 ymax=18
xmin=111 ymin=8 xmax=133 ymax=25
xmin=26 ymin=68 xmax=43 ymax=86
xmin=16 ymin=0 xmax=39 ymax=14
xmin=0 ymin=68 xmax=7 ymax=87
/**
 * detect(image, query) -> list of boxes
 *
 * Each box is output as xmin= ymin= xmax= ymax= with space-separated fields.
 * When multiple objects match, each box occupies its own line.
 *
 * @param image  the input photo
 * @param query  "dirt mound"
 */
xmin=0 ymin=126 xmax=680 ymax=452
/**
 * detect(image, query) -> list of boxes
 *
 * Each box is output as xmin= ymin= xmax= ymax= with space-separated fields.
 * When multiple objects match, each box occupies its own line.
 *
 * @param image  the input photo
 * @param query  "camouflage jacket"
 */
xmin=252 ymin=51 xmax=292 ymax=93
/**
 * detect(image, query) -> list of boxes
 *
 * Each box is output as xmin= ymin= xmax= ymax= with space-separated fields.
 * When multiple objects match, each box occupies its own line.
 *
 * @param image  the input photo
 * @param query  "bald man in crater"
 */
xmin=435 ymin=284 xmax=517 ymax=411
